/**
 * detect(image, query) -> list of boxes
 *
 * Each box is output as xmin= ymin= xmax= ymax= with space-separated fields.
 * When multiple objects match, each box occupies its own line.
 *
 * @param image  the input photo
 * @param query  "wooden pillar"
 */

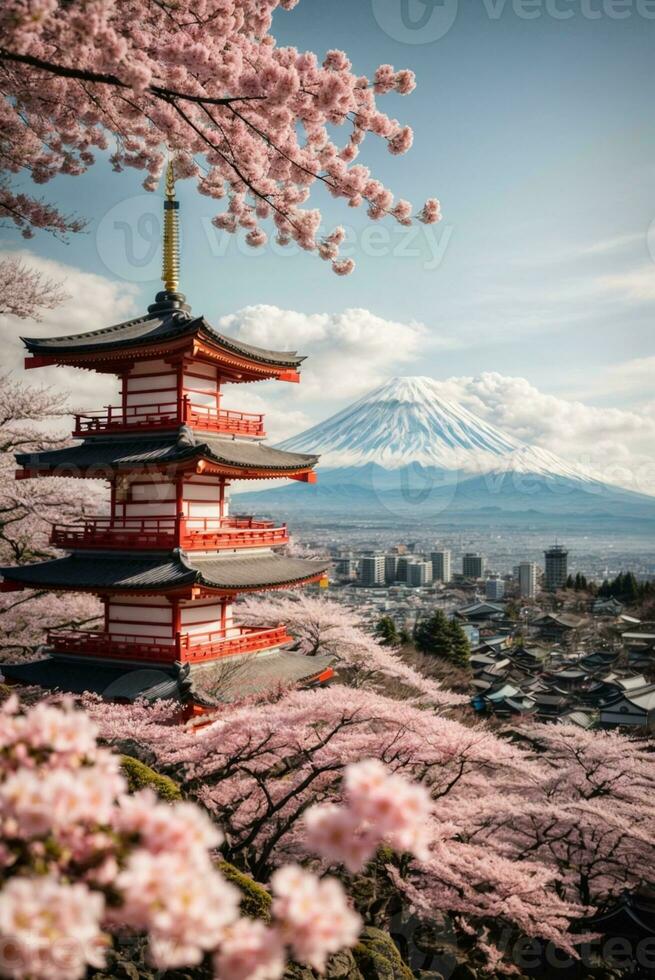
xmin=175 ymin=474 xmax=184 ymax=547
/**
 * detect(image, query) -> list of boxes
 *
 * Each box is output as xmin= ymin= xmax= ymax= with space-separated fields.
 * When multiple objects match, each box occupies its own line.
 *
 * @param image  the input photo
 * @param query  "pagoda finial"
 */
xmin=162 ymin=159 xmax=180 ymax=293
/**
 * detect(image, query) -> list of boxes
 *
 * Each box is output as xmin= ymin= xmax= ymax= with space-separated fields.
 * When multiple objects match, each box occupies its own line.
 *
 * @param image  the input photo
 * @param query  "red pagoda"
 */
xmin=1 ymin=165 xmax=332 ymax=707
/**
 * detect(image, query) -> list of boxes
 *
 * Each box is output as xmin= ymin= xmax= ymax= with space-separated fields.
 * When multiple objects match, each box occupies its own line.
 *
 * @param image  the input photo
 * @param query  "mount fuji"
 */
xmin=235 ymin=377 xmax=655 ymax=524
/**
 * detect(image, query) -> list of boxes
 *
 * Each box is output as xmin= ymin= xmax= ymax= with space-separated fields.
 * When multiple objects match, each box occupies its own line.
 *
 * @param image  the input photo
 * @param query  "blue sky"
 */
xmin=2 ymin=0 xmax=655 ymax=486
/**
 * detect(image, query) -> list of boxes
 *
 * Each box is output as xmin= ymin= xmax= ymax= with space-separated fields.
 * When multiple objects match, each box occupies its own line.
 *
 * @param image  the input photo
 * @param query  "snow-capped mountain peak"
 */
xmin=278 ymin=376 xmax=593 ymax=482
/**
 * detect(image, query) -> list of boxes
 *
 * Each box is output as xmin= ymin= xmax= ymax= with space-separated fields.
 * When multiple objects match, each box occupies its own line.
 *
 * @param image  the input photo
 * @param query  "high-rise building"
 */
xmin=395 ymin=556 xmax=410 ymax=583
xmin=544 ymin=545 xmax=568 ymax=590
xmin=431 ymin=550 xmax=452 ymax=583
xmin=359 ymin=555 xmax=386 ymax=586
xmin=485 ymin=577 xmax=505 ymax=601
xmin=518 ymin=561 xmax=538 ymax=598
xmin=462 ymin=553 xmax=484 ymax=579
xmin=334 ymin=557 xmax=357 ymax=580
xmin=407 ymin=560 xmax=432 ymax=587
xmin=384 ymin=553 xmax=399 ymax=584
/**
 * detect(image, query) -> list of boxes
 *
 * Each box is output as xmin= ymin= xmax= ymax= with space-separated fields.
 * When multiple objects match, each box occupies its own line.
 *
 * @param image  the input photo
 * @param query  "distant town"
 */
xmin=300 ymin=528 xmax=655 ymax=731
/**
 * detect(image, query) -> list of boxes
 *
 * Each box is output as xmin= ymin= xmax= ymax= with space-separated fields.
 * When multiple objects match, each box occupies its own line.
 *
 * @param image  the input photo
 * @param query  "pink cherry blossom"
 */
xmin=304 ymin=803 xmax=379 ymax=872
xmin=332 ymin=258 xmax=355 ymax=275
xmin=0 ymin=257 xmax=68 ymax=319
xmin=373 ymin=65 xmax=397 ymax=95
xmin=417 ymin=197 xmax=442 ymax=224
xmin=388 ymin=126 xmax=414 ymax=156
xmin=117 ymin=789 xmax=222 ymax=858
xmin=271 ymin=865 xmax=361 ymax=972
xmin=0 ymin=876 xmax=106 ymax=980
xmin=395 ymin=70 xmax=416 ymax=95
xmin=116 ymin=850 xmax=241 ymax=968
xmin=0 ymin=1 xmax=439 ymax=270
xmin=214 ymin=918 xmax=285 ymax=980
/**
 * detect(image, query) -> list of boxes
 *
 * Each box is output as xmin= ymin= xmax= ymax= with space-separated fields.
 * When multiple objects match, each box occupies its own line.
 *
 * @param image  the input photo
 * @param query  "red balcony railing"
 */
xmin=73 ymin=398 xmax=265 ymax=438
xmin=47 ymin=624 xmax=292 ymax=664
xmin=50 ymin=516 xmax=288 ymax=551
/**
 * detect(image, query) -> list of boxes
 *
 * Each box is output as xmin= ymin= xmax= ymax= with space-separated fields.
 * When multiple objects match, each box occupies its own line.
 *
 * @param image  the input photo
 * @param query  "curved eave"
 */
xmin=23 ymin=314 xmax=303 ymax=382
xmin=15 ymin=433 xmax=319 ymax=483
xmin=25 ymin=340 xmax=300 ymax=383
xmin=0 ymin=552 xmax=329 ymax=596
xmin=17 ymin=461 xmax=317 ymax=483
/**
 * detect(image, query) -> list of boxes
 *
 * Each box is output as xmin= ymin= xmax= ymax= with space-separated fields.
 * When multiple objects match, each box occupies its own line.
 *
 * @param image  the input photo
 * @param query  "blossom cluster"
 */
xmin=305 ymin=759 xmax=433 ymax=872
xmin=0 ymin=1 xmax=441 ymax=271
xmin=0 ymin=698 xmax=361 ymax=979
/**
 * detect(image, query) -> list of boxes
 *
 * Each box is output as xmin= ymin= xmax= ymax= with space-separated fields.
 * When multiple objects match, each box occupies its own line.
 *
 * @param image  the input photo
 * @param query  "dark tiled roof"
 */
xmin=197 ymin=651 xmax=334 ymax=702
xmin=22 ymin=310 xmax=304 ymax=367
xmin=17 ymin=427 xmax=318 ymax=474
xmin=2 ymin=658 xmax=182 ymax=700
xmin=0 ymin=550 xmax=329 ymax=591
xmin=2 ymin=651 xmax=332 ymax=703
xmin=190 ymin=553 xmax=329 ymax=589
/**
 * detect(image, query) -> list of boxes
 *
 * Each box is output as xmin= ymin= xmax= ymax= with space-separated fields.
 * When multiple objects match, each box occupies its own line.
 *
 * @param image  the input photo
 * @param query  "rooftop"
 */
xmin=0 ymin=550 xmax=329 ymax=594
xmin=23 ymin=309 xmax=304 ymax=369
xmin=17 ymin=427 xmax=318 ymax=478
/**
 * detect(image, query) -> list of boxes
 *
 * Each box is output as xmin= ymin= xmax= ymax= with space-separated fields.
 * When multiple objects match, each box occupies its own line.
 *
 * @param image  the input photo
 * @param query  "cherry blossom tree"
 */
xmin=456 ymin=723 xmax=655 ymax=908
xmin=87 ymin=682 xmax=655 ymax=973
xmin=0 ymin=375 xmax=102 ymax=659
xmin=0 ymin=256 xmax=68 ymax=319
xmin=239 ymin=593 xmax=466 ymax=705
xmin=88 ymin=686 xmax=584 ymax=968
xmin=0 ymin=697 xmax=390 ymax=979
xmin=0 ymin=0 xmax=441 ymax=272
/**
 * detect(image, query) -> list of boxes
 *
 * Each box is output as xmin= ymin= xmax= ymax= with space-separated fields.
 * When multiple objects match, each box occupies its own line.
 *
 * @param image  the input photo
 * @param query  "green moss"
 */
xmin=353 ymin=927 xmax=413 ymax=980
xmin=216 ymin=860 xmax=273 ymax=922
xmin=120 ymin=755 xmax=182 ymax=801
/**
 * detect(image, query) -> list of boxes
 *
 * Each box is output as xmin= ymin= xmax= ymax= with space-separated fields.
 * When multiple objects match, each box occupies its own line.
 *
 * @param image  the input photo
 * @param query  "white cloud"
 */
xmin=587 ymin=266 xmax=655 ymax=303
xmin=0 ymin=248 xmax=139 ymax=408
xmin=431 ymin=372 xmax=655 ymax=495
xmin=584 ymin=355 xmax=655 ymax=400
xmin=2 ymin=261 xmax=653 ymax=496
xmin=578 ymin=232 xmax=644 ymax=256
xmin=218 ymin=305 xmax=436 ymax=402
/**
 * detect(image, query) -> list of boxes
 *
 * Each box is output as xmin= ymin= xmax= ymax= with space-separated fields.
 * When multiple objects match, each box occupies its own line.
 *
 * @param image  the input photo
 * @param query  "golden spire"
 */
xmin=162 ymin=159 xmax=180 ymax=293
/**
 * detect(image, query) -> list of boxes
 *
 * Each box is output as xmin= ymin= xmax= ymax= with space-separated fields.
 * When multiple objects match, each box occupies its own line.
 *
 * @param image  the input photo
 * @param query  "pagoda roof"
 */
xmin=1 ymin=651 xmax=333 ymax=703
xmin=0 ymin=550 xmax=328 ymax=594
xmin=17 ymin=427 xmax=318 ymax=478
xmin=23 ymin=307 xmax=304 ymax=369
xmin=2 ymin=659 xmax=181 ymax=700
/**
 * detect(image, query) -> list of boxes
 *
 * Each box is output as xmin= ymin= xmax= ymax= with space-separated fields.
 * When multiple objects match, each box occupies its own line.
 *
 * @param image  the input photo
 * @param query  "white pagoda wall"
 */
xmin=105 ymin=596 xmax=234 ymax=646
xmin=183 ymin=474 xmax=227 ymax=524
xmin=183 ymin=362 xmax=219 ymax=410
xmin=122 ymin=359 xmax=178 ymax=418
xmin=106 ymin=595 xmax=175 ymax=645
xmin=179 ymin=597 xmax=235 ymax=639
xmin=110 ymin=474 xmax=228 ymax=524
